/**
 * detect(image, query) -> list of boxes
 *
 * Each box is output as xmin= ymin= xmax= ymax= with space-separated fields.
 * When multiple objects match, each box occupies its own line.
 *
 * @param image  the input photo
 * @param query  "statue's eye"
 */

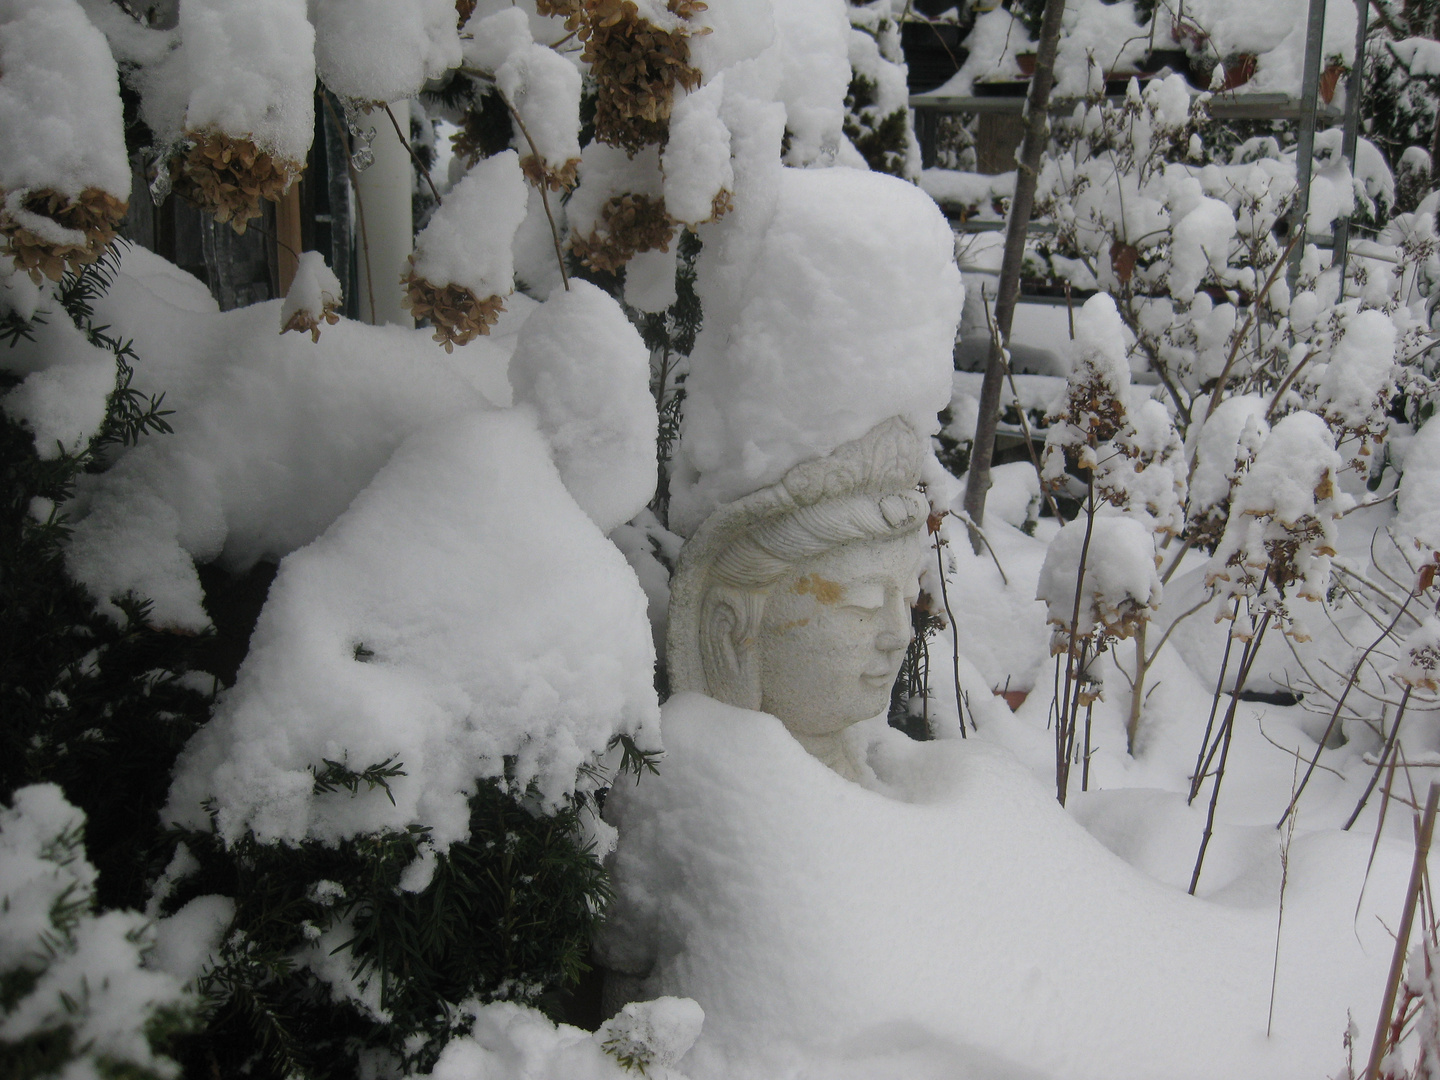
xmin=845 ymin=584 xmax=886 ymax=611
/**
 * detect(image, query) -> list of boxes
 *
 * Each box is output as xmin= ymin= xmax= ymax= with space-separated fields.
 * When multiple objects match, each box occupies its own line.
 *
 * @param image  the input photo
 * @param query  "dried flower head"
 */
xmin=520 ymin=154 xmax=580 ymax=192
xmin=569 ymin=192 xmax=675 ymax=273
xmin=572 ymin=0 xmax=707 ymax=152
xmin=171 ymin=130 xmax=300 ymax=235
xmin=0 ymin=186 xmax=127 ymax=284
xmin=402 ymin=261 xmax=507 ymax=352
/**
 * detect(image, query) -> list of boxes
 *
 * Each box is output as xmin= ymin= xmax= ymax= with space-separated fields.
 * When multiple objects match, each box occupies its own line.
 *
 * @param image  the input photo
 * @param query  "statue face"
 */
xmin=754 ymin=532 xmax=925 ymax=739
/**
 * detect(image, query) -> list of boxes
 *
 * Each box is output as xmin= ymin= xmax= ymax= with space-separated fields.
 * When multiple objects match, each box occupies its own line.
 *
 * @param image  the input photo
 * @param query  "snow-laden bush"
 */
xmin=0 ymin=784 xmax=191 ymax=1080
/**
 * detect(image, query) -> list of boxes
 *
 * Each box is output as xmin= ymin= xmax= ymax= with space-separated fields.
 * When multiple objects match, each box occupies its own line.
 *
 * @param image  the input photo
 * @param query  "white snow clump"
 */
xmin=507 ymin=280 xmax=658 ymax=532
xmin=669 ymin=165 xmax=963 ymax=534
xmin=165 ymin=408 xmax=660 ymax=849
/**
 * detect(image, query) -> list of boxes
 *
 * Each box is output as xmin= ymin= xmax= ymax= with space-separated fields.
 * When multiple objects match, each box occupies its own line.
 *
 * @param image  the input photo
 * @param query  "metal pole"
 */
xmin=1287 ymin=0 xmax=1330 ymax=291
xmin=1333 ymin=0 xmax=1370 ymax=299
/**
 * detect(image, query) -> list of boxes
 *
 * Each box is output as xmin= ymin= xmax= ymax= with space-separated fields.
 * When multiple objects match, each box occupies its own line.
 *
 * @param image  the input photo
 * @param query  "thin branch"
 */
xmin=382 ymin=103 xmax=444 ymax=208
xmin=501 ymin=98 xmax=570 ymax=292
xmin=1277 ymin=589 xmax=1418 ymax=830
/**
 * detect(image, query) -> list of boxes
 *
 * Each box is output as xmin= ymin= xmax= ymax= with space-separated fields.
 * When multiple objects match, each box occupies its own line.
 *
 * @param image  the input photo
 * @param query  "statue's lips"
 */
xmin=861 ymin=672 xmax=895 ymax=686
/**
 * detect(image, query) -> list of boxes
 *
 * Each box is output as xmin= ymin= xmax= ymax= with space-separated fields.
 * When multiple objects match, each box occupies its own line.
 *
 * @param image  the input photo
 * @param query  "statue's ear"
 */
xmin=699 ymin=586 xmax=762 ymax=710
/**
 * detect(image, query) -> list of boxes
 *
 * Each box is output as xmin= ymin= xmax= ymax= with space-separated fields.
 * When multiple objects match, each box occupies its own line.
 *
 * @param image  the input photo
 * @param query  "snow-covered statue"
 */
xmin=665 ymin=416 xmax=928 ymax=781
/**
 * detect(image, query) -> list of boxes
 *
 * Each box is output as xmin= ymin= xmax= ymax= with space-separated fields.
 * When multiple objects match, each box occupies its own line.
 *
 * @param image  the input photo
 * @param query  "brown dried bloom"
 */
xmin=402 ymin=261 xmax=507 ymax=353
xmin=0 ymin=186 xmax=127 ymax=284
xmin=171 ymin=130 xmax=300 ymax=235
xmin=708 ymin=186 xmax=734 ymax=223
xmin=572 ymin=0 xmax=707 ymax=152
xmin=281 ymin=303 xmax=340 ymax=344
xmin=569 ymin=192 xmax=675 ymax=273
xmin=520 ymin=154 xmax=580 ymax=192
xmin=456 ymin=0 xmax=477 ymax=27
xmin=535 ymin=0 xmax=582 ymax=16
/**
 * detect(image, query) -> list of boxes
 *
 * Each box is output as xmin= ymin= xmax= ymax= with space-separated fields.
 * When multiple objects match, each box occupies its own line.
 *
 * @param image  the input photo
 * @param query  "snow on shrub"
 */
xmin=279 ymin=251 xmax=343 ymax=342
xmin=1393 ymin=614 xmax=1440 ymax=693
xmin=422 ymin=998 xmax=702 ymax=1080
xmin=62 ymin=246 xmax=501 ymax=631
xmin=165 ymin=408 xmax=660 ymax=848
xmin=403 ymin=150 xmax=530 ymax=351
xmin=167 ymin=0 xmax=314 ymax=234
xmin=1308 ymin=307 xmax=1398 ymax=465
xmin=568 ymin=142 xmax=672 ymax=275
xmin=1041 ymin=295 xmax=1186 ymax=537
xmin=1036 ymin=514 xmax=1162 ymax=652
xmin=1187 ymin=395 xmax=1270 ymax=552
xmin=1396 ymin=416 xmax=1440 ymax=551
xmin=669 ymin=164 xmax=962 ymax=534
xmin=662 ymin=77 xmax=734 ymax=226
xmin=312 ymin=0 xmax=461 ymax=105
xmin=0 ymin=0 xmax=130 ymax=283
xmin=0 ymin=784 xmax=190 ymax=1080
xmin=508 ymin=280 xmax=657 ymax=532
xmin=498 ymin=43 xmax=584 ymax=191
xmin=1206 ymin=410 xmax=1352 ymax=638
xmin=575 ymin=0 xmax=706 ymax=154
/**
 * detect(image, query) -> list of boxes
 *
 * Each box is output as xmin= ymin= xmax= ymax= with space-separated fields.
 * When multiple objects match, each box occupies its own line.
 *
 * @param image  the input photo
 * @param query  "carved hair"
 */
xmin=667 ymin=417 xmax=930 ymax=707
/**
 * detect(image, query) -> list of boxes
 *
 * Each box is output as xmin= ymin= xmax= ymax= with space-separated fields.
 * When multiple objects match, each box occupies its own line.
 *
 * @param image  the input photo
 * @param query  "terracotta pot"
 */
xmin=1016 ymin=52 xmax=1037 ymax=77
xmin=995 ymin=688 xmax=1029 ymax=712
xmin=1319 ymin=62 xmax=1347 ymax=104
xmin=1220 ymin=53 xmax=1256 ymax=90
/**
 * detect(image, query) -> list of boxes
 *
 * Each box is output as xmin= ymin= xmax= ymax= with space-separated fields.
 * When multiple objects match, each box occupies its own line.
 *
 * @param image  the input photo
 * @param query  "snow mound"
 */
xmin=669 ymin=165 xmax=962 ymax=534
xmin=165 ymin=408 xmax=660 ymax=849
xmin=507 ymin=280 xmax=657 ymax=533
xmin=597 ymin=693 xmax=1403 ymax=1080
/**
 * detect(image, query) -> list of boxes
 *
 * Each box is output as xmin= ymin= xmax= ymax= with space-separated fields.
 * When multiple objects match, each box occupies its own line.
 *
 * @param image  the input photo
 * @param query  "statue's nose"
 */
xmin=875 ymin=595 xmax=911 ymax=655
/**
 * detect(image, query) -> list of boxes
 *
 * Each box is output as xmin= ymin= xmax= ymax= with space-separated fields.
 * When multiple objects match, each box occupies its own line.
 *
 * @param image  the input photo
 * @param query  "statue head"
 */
xmin=666 ymin=418 xmax=929 ymax=780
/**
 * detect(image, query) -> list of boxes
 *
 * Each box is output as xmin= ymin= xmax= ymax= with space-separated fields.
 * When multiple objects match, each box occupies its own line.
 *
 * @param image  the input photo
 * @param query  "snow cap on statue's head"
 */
xmin=666 ymin=162 xmax=963 ymax=538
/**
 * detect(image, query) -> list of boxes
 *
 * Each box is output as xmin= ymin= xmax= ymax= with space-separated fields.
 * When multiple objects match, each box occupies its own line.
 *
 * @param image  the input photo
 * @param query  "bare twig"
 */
xmin=382 ymin=103 xmax=444 ymax=208
xmin=1270 ymin=758 xmax=1300 ymax=1036
xmin=934 ymin=519 xmax=971 ymax=736
xmin=1278 ymin=590 xmax=1419 ymax=830
xmin=1364 ymin=781 xmax=1440 ymax=1080
xmin=1346 ymin=690 xmax=1413 ymax=831
xmin=1191 ymin=609 xmax=1273 ymax=894
xmin=500 ymin=98 xmax=570 ymax=292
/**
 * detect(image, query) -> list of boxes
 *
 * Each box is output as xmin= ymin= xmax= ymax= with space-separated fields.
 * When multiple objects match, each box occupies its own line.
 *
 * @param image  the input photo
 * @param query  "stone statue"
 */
xmin=666 ymin=416 xmax=930 ymax=781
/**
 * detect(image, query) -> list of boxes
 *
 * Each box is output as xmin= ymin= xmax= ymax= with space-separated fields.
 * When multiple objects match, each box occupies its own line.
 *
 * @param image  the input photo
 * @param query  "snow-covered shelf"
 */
xmin=910 ymin=90 xmax=1343 ymax=123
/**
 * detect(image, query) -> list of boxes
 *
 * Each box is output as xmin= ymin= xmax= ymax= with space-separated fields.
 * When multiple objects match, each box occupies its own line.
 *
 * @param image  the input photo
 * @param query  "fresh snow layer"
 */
xmin=410 ymin=150 xmax=529 ymax=298
xmin=61 ymin=244 xmax=511 ymax=630
xmin=599 ymin=694 xmax=1407 ymax=1080
xmin=165 ymin=408 xmax=660 ymax=848
xmin=426 ymin=998 xmax=701 ymax=1080
xmin=507 ymin=280 xmax=657 ymax=533
xmin=664 ymin=78 xmax=734 ymax=226
xmin=312 ymin=0 xmax=461 ymax=104
xmin=0 ymin=0 xmax=131 ymax=200
xmin=669 ymin=165 xmax=963 ymax=535
xmin=180 ymin=0 xmax=315 ymax=162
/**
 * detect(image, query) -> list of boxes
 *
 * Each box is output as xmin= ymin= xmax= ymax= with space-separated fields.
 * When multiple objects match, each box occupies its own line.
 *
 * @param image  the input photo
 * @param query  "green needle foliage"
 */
xmin=2 ymin=245 xmax=213 ymax=913
xmin=166 ymin=775 xmax=612 ymax=1080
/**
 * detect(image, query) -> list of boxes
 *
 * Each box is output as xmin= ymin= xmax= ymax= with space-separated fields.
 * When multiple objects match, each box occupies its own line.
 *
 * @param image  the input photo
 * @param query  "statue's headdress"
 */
xmin=666 ymin=416 xmax=929 ymax=697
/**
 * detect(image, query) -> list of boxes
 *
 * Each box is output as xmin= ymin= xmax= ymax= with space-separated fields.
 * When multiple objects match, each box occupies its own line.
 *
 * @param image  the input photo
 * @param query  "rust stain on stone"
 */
xmin=793 ymin=575 xmax=843 ymax=604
